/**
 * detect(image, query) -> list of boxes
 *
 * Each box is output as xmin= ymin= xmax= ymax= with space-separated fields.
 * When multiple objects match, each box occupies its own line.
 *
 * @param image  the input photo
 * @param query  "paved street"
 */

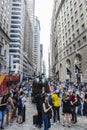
xmin=4 ymin=98 xmax=87 ymax=130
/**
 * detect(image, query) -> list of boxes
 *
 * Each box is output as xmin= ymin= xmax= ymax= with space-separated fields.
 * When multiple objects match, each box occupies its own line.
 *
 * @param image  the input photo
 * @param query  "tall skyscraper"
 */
xmin=0 ymin=0 xmax=11 ymax=73
xmin=51 ymin=0 xmax=87 ymax=82
xmin=23 ymin=0 xmax=34 ymax=78
xmin=34 ymin=17 xmax=40 ymax=75
xmin=26 ymin=0 xmax=35 ymax=69
xmin=26 ymin=0 xmax=35 ymax=28
xmin=9 ymin=0 xmax=25 ymax=79
xmin=40 ymin=44 xmax=43 ymax=74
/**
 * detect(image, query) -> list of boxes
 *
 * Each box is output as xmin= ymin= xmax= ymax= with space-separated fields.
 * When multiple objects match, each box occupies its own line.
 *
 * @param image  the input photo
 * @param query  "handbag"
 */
xmin=47 ymin=109 xmax=52 ymax=119
xmin=0 ymin=111 xmax=2 ymax=121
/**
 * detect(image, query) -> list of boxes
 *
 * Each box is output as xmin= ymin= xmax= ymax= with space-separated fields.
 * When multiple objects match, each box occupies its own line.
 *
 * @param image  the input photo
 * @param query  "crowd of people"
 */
xmin=34 ymin=82 xmax=87 ymax=130
xmin=0 ymin=83 xmax=32 ymax=129
xmin=0 ymin=81 xmax=87 ymax=130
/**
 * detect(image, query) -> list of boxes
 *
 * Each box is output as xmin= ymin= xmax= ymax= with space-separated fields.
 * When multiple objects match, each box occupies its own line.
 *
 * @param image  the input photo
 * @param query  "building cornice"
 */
xmin=0 ymin=27 xmax=10 ymax=42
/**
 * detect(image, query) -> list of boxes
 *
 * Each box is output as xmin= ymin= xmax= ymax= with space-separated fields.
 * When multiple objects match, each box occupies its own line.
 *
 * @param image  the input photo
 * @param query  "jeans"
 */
xmin=1 ymin=110 xmax=6 ymax=127
xmin=53 ymin=106 xmax=60 ymax=122
xmin=71 ymin=107 xmax=77 ymax=122
xmin=77 ymin=103 xmax=82 ymax=116
xmin=43 ymin=115 xmax=51 ymax=130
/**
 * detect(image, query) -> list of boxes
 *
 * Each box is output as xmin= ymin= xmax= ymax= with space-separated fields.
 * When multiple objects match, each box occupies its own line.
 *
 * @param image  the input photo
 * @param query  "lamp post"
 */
xmin=8 ymin=54 xmax=11 ymax=92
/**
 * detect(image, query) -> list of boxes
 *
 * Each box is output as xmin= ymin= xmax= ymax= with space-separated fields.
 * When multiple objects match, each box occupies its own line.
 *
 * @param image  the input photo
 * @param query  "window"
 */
xmin=63 ymin=36 xmax=64 ymax=41
xmin=71 ymin=16 xmax=73 ymax=22
xmin=64 ymin=11 xmax=66 ymax=16
xmin=83 ymin=36 xmax=86 ymax=42
xmin=65 ymin=25 xmax=67 ymax=30
xmin=70 ymin=8 xmax=73 ymax=15
xmin=66 ymin=49 xmax=69 ymax=55
xmin=66 ymin=40 xmax=68 ymax=45
xmin=69 ymin=37 xmax=71 ymax=43
xmin=77 ymin=29 xmax=79 ymax=35
xmin=80 ymin=13 xmax=84 ymax=21
xmin=73 ymin=44 xmax=76 ymax=50
xmin=12 ymin=12 xmax=21 ymax=15
xmin=13 ymin=60 xmax=20 ymax=63
xmin=65 ymin=33 xmax=67 ymax=38
xmin=74 ymin=2 xmax=77 ymax=9
xmin=70 ymin=47 xmax=72 ymax=52
xmin=64 ymin=18 xmax=66 ymax=23
xmin=72 ymin=33 xmax=75 ymax=40
xmin=72 ymin=25 xmax=74 ymax=31
xmin=79 ymin=4 xmax=83 ymax=11
xmin=78 ymin=40 xmax=81 ymax=47
xmin=82 ymin=24 xmax=85 ymax=31
xmin=13 ymin=65 xmax=16 ymax=69
xmin=76 ymin=20 xmax=79 ymax=26
xmin=70 ymin=1 xmax=72 ymax=6
xmin=62 ymin=22 xmax=64 ymax=27
xmin=68 ymin=29 xmax=70 ymax=35
xmin=68 ymin=21 xmax=70 ymax=27
xmin=75 ymin=10 xmax=78 ymax=18
xmin=67 ymin=14 xmax=69 ymax=19
xmin=11 ymin=16 xmax=20 ymax=19
xmin=64 ymin=51 xmax=65 ymax=56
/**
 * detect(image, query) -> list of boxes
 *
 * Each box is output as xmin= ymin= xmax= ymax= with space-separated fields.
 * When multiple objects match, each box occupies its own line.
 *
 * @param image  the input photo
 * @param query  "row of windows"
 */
xmin=63 ymin=35 xmax=86 ymax=48
xmin=10 ymin=30 xmax=21 ymax=33
xmin=62 ymin=23 xmax=85 ymax=42
xmin=11 ymin=16 xmax=21 ymax=19
xmin=11 ymin=20 xmax=21 ymax=24
xmin=63 ymin=36 xmax=87 ymax=57
xmin=11 ymin=25 xmax=21 ymax=28
xmin=12 ymin=12 xmax=21 ymax=15
xmin=12 ymin=8 xmax=21 ymax=11
xmin=11 ymin=39 xmax=21 ymax=43
xmin=13 ymin=0 xmax=21 ymax=2
xmin=10 ymin=34 xmax=21 ymax=38
xmin=13 ymin=60 xmax=20 ymax=63
xmin=12 ymin=4 xmax=21 ymax=7
xmin=9 ymin=49 xmax=20 ymax=53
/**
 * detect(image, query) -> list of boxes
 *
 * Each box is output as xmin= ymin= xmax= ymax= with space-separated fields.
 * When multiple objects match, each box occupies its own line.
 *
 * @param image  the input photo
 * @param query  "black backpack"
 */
xmin=17 ymin=97 xmax=23 ymax=108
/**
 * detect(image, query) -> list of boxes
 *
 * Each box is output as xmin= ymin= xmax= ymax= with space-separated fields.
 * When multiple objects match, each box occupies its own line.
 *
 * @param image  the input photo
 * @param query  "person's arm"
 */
xmin=10 ymin=98 xmax=14 ymax=109
xmin=72 ymin=97 xmax=77 ymax=105
xmin=43 ymin=103 xmax=51 ymax=113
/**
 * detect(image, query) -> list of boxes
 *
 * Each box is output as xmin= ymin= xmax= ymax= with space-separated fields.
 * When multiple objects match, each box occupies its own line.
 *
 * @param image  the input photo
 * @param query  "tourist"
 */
xmin=43 ymin=95 xmax=52 ymax=130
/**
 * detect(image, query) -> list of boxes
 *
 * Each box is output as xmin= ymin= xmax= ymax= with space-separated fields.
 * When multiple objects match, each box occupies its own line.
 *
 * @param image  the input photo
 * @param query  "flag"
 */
xmin=66 ymin=68 xmax=71 ymax=75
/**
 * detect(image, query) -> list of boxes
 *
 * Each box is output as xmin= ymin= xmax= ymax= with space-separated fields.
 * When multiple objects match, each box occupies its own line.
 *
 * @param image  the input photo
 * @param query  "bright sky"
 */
xmin=35 ymin=0 xmax=53 ymax=76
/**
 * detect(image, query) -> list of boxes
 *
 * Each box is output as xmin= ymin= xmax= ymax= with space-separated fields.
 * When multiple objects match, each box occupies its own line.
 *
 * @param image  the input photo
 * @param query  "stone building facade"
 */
xmin=51 ymin=0 xmax=87 ymax=82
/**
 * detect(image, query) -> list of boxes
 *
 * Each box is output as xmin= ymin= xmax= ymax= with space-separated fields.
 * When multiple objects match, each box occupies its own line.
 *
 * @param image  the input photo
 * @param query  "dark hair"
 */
xmin=20 ymin=91 xmax=24 ymax=95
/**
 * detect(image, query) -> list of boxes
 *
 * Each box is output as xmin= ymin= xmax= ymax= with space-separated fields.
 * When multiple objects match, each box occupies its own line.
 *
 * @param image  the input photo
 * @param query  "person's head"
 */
xmin=68 ymin=89 xmax=72 ymax=95
xmin=20 ymin=91 xmax=24 ymax=96
xmin=43 ymin=94 xmax=48 ymax=102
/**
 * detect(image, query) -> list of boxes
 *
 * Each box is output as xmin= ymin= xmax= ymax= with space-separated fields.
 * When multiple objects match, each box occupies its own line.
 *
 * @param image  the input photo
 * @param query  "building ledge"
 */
xmin=0 ymin=26 xmax=10 ymax=42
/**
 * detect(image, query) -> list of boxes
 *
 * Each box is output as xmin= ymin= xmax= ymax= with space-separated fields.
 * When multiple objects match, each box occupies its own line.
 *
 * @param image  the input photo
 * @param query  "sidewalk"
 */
xmin=3 ymin=98 xmax=87 ymax=130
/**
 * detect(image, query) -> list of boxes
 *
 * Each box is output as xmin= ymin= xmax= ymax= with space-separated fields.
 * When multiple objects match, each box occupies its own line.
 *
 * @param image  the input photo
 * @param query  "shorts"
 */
xmin=6 ymin=105 xmax=13 ymax=113
xmin=18 ymin=107 xmax=24 ymax=116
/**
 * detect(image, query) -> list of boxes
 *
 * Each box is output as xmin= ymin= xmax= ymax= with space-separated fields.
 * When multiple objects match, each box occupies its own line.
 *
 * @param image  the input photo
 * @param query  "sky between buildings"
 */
xmin=35 ymin=0 xmax=53 ymax=76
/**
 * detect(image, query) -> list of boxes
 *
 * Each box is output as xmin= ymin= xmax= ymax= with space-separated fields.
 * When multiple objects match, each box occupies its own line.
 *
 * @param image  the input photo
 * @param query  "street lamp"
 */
xmin=8 ymin=54 xmax=11 ymax=92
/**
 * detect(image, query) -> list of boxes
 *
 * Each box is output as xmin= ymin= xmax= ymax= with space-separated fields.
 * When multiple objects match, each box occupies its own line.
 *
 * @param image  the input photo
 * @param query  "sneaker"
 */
xmin=68 ymin=125 xmax=72 ymax=128
xmin=1 ymin=126 xmax=4 ymax=129
xmin=53 ymin=123 xmax=56 ymax=126
xmin=63 ymin=124 xmax=65 ymax=127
